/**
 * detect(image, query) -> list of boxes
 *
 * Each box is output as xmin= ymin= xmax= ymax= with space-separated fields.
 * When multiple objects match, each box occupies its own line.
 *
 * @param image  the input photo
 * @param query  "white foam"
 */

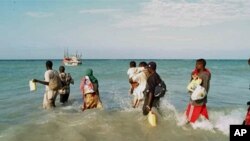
xmin=160 ymin=98 xmax=246 ymax=136
xmin=176 ymin=113 xmax=188 ymax=126
xmin=61 ymin=105 xmax=74 ymax=110
xmin=161 ymin=99 xmax=179 ymax=120
xmin=191 ymin=116 xmax=215 ymax=132
xmin=174 ymin=107 xmax=246 ymax=135
xmin=211 ymin=109 xmax=245 ymax=135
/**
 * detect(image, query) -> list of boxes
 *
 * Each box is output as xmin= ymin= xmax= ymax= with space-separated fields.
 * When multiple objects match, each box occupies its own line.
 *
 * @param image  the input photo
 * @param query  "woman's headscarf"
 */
xmin=84 ymin=68 xmax=98 ymax=84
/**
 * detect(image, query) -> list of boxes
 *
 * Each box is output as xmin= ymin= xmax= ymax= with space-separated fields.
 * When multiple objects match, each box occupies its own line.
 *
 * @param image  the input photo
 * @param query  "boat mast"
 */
xmin=67 ymin=48 xmax=69 ymax=58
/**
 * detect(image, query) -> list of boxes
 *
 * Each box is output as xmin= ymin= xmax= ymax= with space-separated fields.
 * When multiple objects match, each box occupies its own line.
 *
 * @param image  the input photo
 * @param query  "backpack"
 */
xmin=60 ymin=73 xmax=71 ymax=87
xmin=48 ymin=71 xmax=62 ymax=91
xmin=154 ymin=80 xmax=167 ymax=98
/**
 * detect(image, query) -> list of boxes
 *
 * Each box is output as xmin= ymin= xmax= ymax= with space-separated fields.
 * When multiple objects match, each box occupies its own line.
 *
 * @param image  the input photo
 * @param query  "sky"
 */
xmin=0 ymin=0 xmax=250 ymax=59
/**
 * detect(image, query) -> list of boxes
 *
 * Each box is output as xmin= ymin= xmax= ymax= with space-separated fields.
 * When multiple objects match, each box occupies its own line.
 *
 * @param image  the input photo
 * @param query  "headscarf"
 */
xmin=84 ymin=68 xmax=98 ymax=84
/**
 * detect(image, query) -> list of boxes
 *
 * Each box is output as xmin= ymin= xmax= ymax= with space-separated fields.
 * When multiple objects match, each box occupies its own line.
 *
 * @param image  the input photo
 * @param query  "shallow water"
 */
xmin=0 ymin=60 xmax=249 ymax=141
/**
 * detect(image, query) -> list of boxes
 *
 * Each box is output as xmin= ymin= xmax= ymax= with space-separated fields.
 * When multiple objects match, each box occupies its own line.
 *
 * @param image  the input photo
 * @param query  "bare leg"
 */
xmin=132 ymin=98 xmax=138 ymax=108
xmin=136 ymin=99 xmax=144 ymax=108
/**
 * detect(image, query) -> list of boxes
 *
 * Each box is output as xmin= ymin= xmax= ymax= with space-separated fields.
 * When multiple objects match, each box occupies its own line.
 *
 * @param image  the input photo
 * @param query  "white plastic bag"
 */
xmin=29 ymin=80 xmax=36 ymax=91
xmin=191 ymin=85 xmax=207 ymax=101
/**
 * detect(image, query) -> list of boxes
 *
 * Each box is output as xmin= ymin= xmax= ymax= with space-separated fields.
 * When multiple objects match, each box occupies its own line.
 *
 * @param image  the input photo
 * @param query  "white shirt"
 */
xmin=44 ymin=70 xmax=53 ymax=91
xmin=131 ymin=68 xmax=148 ymax=99
xmin=127 ymin=67 xmax=145 ymax=79
xmin=127 ymin=68 xmax=137 ymax=79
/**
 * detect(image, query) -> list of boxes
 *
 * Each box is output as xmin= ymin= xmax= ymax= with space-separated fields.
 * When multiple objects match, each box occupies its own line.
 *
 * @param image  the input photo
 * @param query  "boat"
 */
xmin=63 ymin=50 xmax=82 ymax=66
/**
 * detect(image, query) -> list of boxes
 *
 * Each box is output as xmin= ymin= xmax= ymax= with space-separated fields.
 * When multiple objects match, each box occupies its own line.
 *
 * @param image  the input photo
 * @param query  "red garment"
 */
xmin=244 ymin=107 xmax=250 ymax=125
xmin=192 ymin=68 xmax=211 ymax=75
xmin=186 ymin=103 xmax=209 ymax=123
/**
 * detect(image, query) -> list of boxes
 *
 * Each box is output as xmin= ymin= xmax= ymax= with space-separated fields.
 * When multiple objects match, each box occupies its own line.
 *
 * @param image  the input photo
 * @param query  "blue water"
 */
xmin=0 ymin=60 xmax=249 ymax=141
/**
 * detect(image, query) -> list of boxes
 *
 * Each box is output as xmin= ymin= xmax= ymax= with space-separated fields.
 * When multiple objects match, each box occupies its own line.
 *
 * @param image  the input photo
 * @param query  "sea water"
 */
xmin=0 ymin=59 xmax=249 ymax=141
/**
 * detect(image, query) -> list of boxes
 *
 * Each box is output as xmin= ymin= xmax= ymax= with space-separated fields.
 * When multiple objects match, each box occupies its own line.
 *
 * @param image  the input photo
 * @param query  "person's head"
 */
xmin=139 ymin=62 xmax=147 ymax=68
xmin=85 ymin=68 xmax=93 ymax=76
xmin=196 ymin=59 xmax=206 ymax=71
xmin=147 ymin=62 xmax=157 ymax=74
xmin=248 ymin=58 xmax=250 ymax=66
xmin=130 ymin=61 xmax=136 ymax=68
xmin=46 ymin=60 xmax=53 ymax=70
xmin=59 ymin=66 xmax=65 ymax=73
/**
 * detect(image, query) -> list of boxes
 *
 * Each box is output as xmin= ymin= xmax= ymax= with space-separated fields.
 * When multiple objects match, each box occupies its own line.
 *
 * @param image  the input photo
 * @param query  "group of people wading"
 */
xmin=127 ymin=59 xmax=211 ymax=124
xmin=32 ymin=59 xmax=211 ymax=124
xmin=33 ymin=61 xmax=102 ymax=111
xmin=32 ymin=58 xmax=250 ymax=125
xmin=31 ymin=58 xmax=250 ymax=126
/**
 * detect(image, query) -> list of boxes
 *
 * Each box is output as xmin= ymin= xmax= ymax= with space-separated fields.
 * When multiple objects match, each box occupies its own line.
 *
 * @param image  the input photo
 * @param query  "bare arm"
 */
xmin=147 ymin=92 xmax=153 ymax=110
xmin=200 ymin=74 xmax=210 ymax=92
xmin=33 ymin=79 xmax=49 ymax=85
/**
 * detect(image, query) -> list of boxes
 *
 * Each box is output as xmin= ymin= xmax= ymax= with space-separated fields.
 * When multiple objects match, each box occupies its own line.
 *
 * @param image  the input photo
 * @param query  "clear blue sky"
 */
xmin=0 ymin=0 xmax=250 ymax=59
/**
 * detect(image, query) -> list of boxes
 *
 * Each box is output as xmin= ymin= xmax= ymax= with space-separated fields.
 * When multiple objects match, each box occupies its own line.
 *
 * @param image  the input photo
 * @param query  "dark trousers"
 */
xmin=60 ymin=93 xmax=69 ymax=103
xmin=142 ymin=96 xmax=160 ymax=115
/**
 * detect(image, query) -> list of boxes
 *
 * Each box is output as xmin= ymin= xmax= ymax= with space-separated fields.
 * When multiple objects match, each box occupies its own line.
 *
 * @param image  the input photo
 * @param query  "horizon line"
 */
xmin=0 ymin=58 xmax=248 ymax=61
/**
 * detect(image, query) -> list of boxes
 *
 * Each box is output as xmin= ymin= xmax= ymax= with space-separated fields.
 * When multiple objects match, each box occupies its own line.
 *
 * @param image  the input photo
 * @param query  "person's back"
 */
xmin=127 ymin=61 xmax=139 ymax=95
xmin=131 ymin=62 xmax=149 ymax=108
xmin=43 ymin=64 xmax=59 ymax=108
xmin=44 ymin=70 xmax=59 ymax=91
xmin=143 ymin=62 xmax=162 ymax=115
xmin=127 ymin=61 xmax=137 ymax=79
xmin=133 ymin=68 xmax=148 ymax=90
xmin=80 ymin=69 xmax=102 ymax=111
xmin=33 ymin=60 xmax=59 ymax=109
xmin=58 ymin=66 xmax=74 ymax=104
xmin=147 ymin=72 xmax=161 ymax=94
xmin=127 ymin=68 xmax=137 ymax=79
